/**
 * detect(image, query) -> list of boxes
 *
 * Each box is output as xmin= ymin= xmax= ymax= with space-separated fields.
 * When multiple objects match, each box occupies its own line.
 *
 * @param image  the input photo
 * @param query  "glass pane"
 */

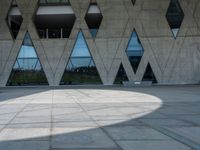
xmin=114 ymin=64 xmax=128 ymax=84
xmin=85 ymin=2 xmax=103 ymax=38
xmin=7 ymin=6 xmax=23 ymax=39
xmin=126 ymin=31 xmax=144 ymax=73
xmin=166 ymin=0 xmax=184 ymax=38
xmin=71 ymin=32 xmax=91 ymax=57
xmin=90 ymin=29 xmax=98 ymax=38
xmin=61 ymin=31 xmax=102 ymax=85
xmin=7 ymin=32 xmax=48 ymax=86
xmin=18 ymin=46 xmax=37 ymax=58
xmin=142 ymin=63 xmax=157 ymax=83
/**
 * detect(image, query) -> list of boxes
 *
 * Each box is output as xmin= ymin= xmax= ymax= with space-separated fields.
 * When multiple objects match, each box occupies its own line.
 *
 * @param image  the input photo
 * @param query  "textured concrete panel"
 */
xmin=0 ymin=0 xmax=200 ymax=86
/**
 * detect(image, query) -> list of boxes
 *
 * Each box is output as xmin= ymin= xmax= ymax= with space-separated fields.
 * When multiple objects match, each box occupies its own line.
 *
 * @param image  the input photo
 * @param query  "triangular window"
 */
xmin=142 ymin=63 xmax=157 ymax=83
xmin=60 ymin=31 xmax=102 ymax=85
xmin=7 ymin=32 xmax=48 ymax=86
xmin=114 ymin=64 xmax=128 ymax=84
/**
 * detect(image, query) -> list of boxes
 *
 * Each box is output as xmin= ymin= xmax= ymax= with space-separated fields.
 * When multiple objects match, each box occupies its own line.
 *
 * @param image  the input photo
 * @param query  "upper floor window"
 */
xmin=7 ymin=1 xmax=23 ymax=39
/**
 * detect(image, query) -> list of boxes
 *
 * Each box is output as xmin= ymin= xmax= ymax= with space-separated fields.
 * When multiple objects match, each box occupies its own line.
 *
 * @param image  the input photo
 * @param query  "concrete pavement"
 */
xmin=0 ymin=85 xmax=200 ymax=150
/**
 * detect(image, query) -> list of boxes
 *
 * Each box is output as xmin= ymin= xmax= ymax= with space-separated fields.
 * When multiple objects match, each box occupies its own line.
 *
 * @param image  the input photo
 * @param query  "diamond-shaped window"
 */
xmin=7 ymin=32 xmax=48 ymax=86
xmin=166 ymin=0 xmax=184 ymax=38
xmin=7 ymin=0 xmax=23 ymax=39
xmin=126 ymin=30 xmax=144 ymax=74
xmin=60 ymin=31 xmax=102 ymax=85
xmin=85 ymin=0 xmax=103 ymax=38
xmin=34 ymin=0 xmax=76 ymax=39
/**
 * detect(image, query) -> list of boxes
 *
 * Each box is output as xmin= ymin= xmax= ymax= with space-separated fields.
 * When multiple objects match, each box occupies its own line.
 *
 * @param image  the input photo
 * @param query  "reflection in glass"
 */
xmin=142 ymin=63 xmax=157 ymax=83
xmin=126 ymin=31 xmax=144 ymax=73
xmin=60 ymin=31 xmax=102 ymax=85
xmin=7 ymin=32 xmax=48 ymax=86
xmin=114 ymin=64 xmax=128 ymax=84
xmin=166 ymin=0 xmax=184 ymax=38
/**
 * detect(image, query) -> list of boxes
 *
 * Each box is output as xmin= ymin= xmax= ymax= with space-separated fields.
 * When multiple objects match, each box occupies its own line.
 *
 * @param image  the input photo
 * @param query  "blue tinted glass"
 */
xmin=23 ymin=33 xmax=33 ymax=46
xmin=127 ymin=31 xmax=144 ymax=52
xmin=71 ymin=31 xmax=91 ymax=57
xmin=126 ymin=30 xmax=144 ymax=73
xmin=15 ymin=58 xmax=40 ymax=70
xmin=71 ymin=58 xmax=93 ymax=67
xmin=15 ymin=33 xmax=40 ymax=70
xmin=18 ymin=46 xmax=37 ymax=58
xmin=90 ymin=29 xmax=98 ymax=38
xmin=61 ymin=30 xmax=101 ymax=85
xmin=7 ymin=32 xmax=48 ymax=86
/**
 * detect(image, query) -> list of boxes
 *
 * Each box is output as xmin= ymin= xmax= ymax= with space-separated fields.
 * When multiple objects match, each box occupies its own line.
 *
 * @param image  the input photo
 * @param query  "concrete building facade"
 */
xmin=0 ymin=0 xmax=200 ymax=86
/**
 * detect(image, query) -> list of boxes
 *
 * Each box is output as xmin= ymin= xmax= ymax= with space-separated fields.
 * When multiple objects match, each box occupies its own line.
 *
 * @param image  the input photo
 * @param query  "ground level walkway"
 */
xmin=0 ymin=85 xmax=200 ymax=150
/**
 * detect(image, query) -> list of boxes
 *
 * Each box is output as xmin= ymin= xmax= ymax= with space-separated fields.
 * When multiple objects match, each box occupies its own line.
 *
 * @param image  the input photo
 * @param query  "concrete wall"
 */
xmin=0 ymin=0 xmax=200 ymax=86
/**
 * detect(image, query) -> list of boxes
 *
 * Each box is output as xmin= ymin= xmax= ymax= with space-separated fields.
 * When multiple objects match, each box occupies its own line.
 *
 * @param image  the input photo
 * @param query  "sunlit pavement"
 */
xmin=0 ymin=85 xmax=200 ymax=150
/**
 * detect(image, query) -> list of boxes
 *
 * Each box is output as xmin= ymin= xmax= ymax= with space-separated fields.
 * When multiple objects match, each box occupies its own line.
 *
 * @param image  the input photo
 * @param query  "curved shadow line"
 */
xmin=0 ymin=86 xmax=199 ymax=150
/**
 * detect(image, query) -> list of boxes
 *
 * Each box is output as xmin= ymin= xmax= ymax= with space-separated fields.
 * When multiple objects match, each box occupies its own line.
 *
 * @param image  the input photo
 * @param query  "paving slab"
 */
xmin=104 ymin=126 xmax=171 ymax=140
xmin=0 ymin=141 xmax=50 ymax=150
xmin=0 ymin=128 xmax=50 ymax=141
xmin=139 ymin=118 xmax=192 ymax=126
xmin=51 ymin=127 xmax=117 ymax=149
xmin=166 ymin=127 xmax=200 ymax=145
xmin=117 ymin=140 xmax=191 ymax=150
xmin=0 ymin=86 xmax=199 ymax=150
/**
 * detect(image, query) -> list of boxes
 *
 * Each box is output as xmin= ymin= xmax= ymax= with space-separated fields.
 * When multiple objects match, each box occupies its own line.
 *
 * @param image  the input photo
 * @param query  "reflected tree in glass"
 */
xmin=60 ymin=31 xmax=102 ymax=85
xmin=7 ymin=32 xmax=48 ymax=86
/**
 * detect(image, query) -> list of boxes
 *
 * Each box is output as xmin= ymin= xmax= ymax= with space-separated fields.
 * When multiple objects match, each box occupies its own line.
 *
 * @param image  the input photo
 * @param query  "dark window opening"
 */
xmin=166 ymin=0 xmax=184 ymax=38
xmin=34 ymin=2 xmax=76 ymax=39
xmin=7 ymin=5 xmax=23 ymax=39
xmin=142 ymin=63 xmax=157 ymax=83
xmin=60 ymin=31 xmax=102 ymax=85
xmin=114 ymin=64 xmax=128 ymax=85
xmin=85 ymin=0 xmax=103 ymax=38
